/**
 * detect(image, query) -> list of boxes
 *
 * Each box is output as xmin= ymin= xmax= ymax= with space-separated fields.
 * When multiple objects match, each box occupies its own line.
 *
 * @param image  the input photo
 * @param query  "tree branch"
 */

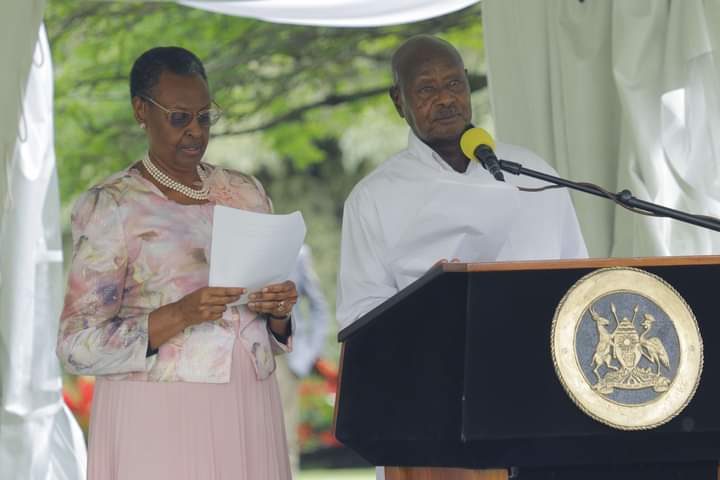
xmin=218 ymin=86 xmax=389 ymax=136
xmin=217 ymin=73 xmax=487 ymax=137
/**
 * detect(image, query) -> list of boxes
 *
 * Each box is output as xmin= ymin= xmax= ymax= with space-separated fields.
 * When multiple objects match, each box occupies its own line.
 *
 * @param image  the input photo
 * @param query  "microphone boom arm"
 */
xmin=498 ymin=159 xmax=720 ymax=233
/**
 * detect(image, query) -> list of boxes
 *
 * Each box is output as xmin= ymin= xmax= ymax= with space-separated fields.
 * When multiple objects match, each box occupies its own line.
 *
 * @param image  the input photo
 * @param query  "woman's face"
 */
xmin=133 ymin=71 xmax=212 ymax=168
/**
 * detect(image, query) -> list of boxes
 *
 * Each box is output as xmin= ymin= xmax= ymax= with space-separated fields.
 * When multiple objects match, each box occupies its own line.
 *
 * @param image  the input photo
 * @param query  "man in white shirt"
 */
xmin=337 ymin=35 xmax=588 ymax=330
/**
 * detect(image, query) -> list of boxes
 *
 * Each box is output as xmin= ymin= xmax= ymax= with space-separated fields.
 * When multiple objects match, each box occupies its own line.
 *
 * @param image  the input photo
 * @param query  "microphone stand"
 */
xmin=498 ymin=159 xmax=720 ymax=233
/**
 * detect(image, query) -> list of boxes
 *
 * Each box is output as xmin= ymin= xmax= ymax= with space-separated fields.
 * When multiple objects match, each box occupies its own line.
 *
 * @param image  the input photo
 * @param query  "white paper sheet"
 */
xmin=209 ymin=206 xmax=306 ymax=304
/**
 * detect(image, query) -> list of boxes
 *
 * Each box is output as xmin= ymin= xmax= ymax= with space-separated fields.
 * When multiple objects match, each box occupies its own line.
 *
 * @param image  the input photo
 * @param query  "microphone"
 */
xmin=460 ymin=127 xmax=505 ymax=181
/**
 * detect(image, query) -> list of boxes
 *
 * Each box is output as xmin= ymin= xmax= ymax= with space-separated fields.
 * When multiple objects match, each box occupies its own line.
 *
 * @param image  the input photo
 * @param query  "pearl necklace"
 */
xmin=142 ymin=155 xmax=210 ymax=200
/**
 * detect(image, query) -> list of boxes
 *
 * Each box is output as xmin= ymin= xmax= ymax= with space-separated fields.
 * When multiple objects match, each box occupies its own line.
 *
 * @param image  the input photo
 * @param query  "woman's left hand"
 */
xmin=247 ymin=280 xmax=298 ymax=319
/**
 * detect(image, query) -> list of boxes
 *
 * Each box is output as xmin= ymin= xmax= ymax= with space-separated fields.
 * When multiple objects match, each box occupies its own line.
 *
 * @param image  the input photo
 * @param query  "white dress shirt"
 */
xmin=337 ymin=131 xmax=588 ymax=329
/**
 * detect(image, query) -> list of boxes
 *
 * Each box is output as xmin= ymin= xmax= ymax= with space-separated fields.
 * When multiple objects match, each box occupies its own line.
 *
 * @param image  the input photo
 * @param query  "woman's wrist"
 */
xmin=167 ymin=301 xmax=189 ymax=329
xmin=147 ymin=302 xmax=189 ymax=355
xmin=268 ymin=314 xmax=291 ymax=340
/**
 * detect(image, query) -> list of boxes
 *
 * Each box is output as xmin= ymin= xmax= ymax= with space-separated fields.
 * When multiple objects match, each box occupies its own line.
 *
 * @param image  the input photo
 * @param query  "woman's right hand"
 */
xmin=173 ymin=287 xmax=245 ymax=327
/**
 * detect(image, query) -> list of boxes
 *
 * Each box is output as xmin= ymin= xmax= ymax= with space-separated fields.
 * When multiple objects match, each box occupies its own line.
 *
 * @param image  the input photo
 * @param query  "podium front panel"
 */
xmin=335 ymin=271 xmax=473 ymax=466
xmin=462 ymin=264 xmax=720 ymax=467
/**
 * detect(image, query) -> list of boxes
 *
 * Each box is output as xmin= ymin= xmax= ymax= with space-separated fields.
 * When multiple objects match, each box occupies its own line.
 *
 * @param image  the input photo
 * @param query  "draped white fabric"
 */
xmin=0 ymin=24 xmax=87 ymax=480
xmin=179 ymin=0 xmax=481 ymax=27
xmin=483 ymin=0 xmax=720 ymax=257
xmin=0 ymin=0 xmax=45 ymax=236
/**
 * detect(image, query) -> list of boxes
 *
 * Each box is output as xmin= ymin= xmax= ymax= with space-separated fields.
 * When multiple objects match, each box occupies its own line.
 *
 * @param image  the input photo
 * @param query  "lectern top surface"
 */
xmin=449 ymin=255 xmax=720 ymax=273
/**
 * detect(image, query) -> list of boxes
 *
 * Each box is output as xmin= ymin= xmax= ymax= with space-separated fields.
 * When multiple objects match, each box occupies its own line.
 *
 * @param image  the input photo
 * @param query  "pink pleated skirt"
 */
xmin=87 ymin=339 xmax=292 ymax=480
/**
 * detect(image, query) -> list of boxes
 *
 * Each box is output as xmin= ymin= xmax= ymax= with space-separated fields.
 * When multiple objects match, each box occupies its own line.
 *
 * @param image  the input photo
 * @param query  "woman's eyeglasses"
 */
xmin=141 ymin=95 xmax=223 ymax=128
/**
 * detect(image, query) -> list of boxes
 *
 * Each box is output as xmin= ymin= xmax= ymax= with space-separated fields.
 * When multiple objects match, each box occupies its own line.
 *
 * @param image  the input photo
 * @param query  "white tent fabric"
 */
xmin=483 ymin=0 xmax=720 ymax=258
xmin=179 ymin=0 xmax=481 ymax=27
xmin=0 ymin=24 xmax=87 ymax=480
xmin=0 ymin=0 xmax=46 ymax=234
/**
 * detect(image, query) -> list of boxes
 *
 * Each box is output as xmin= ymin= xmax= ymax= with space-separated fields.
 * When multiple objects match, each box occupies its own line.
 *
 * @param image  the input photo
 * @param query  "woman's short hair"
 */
xmin=129 ymin=46 xmax=207 ymax=99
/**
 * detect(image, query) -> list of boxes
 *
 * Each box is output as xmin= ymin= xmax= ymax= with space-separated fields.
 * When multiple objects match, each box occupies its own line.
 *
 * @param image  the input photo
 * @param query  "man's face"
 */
xmin=392 ymin=55 xmax=472 ymax=144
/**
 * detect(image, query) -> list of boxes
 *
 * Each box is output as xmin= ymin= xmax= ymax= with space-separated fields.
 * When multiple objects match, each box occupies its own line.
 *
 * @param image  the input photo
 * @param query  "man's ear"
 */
xmin=131 ymin=96 xmax=146 ymax=126
xmin=389 ymin=85 xmax=405 ymax=119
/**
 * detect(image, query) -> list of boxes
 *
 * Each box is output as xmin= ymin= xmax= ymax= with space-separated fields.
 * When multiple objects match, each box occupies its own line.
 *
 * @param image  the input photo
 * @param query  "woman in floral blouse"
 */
xmin=57 ymin=46 xmax=295 ymax=479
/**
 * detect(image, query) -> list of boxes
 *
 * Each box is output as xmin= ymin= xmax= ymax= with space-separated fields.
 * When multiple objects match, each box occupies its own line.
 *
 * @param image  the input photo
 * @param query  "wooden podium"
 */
xmin=333 ymin=256 xmax=720 ymax=480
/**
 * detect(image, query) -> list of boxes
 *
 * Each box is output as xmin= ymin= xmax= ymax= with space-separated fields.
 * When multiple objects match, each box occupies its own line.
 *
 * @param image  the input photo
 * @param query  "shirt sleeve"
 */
xmin=267 ymin=315 xmax=294 ymax=355
xmin=336 ymin=187 xmax=398 ymax=330
xmin=251 ymin=174 xmax=273 ymax=213
xmin=290 ymin=246 xmax=330 ymax=375
xmin=56 ymin=188 xmax=156 ymax=376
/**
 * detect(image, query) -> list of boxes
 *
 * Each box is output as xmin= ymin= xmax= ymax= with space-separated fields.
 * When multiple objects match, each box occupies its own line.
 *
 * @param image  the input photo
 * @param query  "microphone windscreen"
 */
xmin=460 ymin=127 xmax=496 ymax=161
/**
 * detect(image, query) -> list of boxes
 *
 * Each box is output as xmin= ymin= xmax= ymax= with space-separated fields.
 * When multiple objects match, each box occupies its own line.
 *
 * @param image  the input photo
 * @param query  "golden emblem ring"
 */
xmin=551 ymin=267 xmax=703 ymax=430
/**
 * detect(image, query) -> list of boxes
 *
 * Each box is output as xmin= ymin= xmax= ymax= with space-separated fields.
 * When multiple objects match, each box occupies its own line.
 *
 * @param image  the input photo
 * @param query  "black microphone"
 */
xmin=460 ymin=126 xmax=505 ymax=182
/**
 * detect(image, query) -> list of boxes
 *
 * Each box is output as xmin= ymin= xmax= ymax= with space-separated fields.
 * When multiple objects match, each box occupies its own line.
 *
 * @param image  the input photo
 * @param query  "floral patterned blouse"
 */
xmin=57 ymin=163 xmax=289 ymax=383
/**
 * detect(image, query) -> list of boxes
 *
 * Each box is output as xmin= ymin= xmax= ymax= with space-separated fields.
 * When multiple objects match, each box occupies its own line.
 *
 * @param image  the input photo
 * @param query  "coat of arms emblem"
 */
xmin=589 ymin=303 xmax=671 ymax=394
xmin=552 ymin=267 xmax=703 ymax=430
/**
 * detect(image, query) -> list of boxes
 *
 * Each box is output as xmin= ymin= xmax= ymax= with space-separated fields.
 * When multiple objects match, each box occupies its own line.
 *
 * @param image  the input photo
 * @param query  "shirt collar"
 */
xmin=406 ymin=130 xmax=482 ymax=175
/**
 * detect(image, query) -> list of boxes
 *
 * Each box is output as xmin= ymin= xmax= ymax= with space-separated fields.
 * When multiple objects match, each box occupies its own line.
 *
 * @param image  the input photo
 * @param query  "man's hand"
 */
xmin=432 ymin=257 xmax=461 ymax=268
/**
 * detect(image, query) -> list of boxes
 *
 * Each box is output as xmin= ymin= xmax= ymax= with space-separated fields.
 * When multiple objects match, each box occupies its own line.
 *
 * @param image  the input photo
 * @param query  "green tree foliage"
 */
xmin=46 ymin=1 xmax=485 ymax=349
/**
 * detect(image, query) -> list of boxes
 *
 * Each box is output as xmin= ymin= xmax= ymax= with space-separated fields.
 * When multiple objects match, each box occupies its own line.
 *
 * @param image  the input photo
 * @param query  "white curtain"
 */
xmin=483 ymin=0 xmax=720 ymax=258
xmin=0 ymin=24 xmax=87 ymax=480
xmin=0 ymin=0 xmax=46 ymax=234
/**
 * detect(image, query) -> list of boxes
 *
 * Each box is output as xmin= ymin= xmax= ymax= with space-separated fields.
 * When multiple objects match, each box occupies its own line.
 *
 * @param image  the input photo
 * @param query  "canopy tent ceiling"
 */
xmin=180 ymin=0 xmax=481 ymax=27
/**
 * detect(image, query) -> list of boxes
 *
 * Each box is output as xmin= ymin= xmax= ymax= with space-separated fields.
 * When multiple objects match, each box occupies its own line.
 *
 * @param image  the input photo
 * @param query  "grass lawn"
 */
xmin=298 ymin=468 xmax=375 ymax=479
